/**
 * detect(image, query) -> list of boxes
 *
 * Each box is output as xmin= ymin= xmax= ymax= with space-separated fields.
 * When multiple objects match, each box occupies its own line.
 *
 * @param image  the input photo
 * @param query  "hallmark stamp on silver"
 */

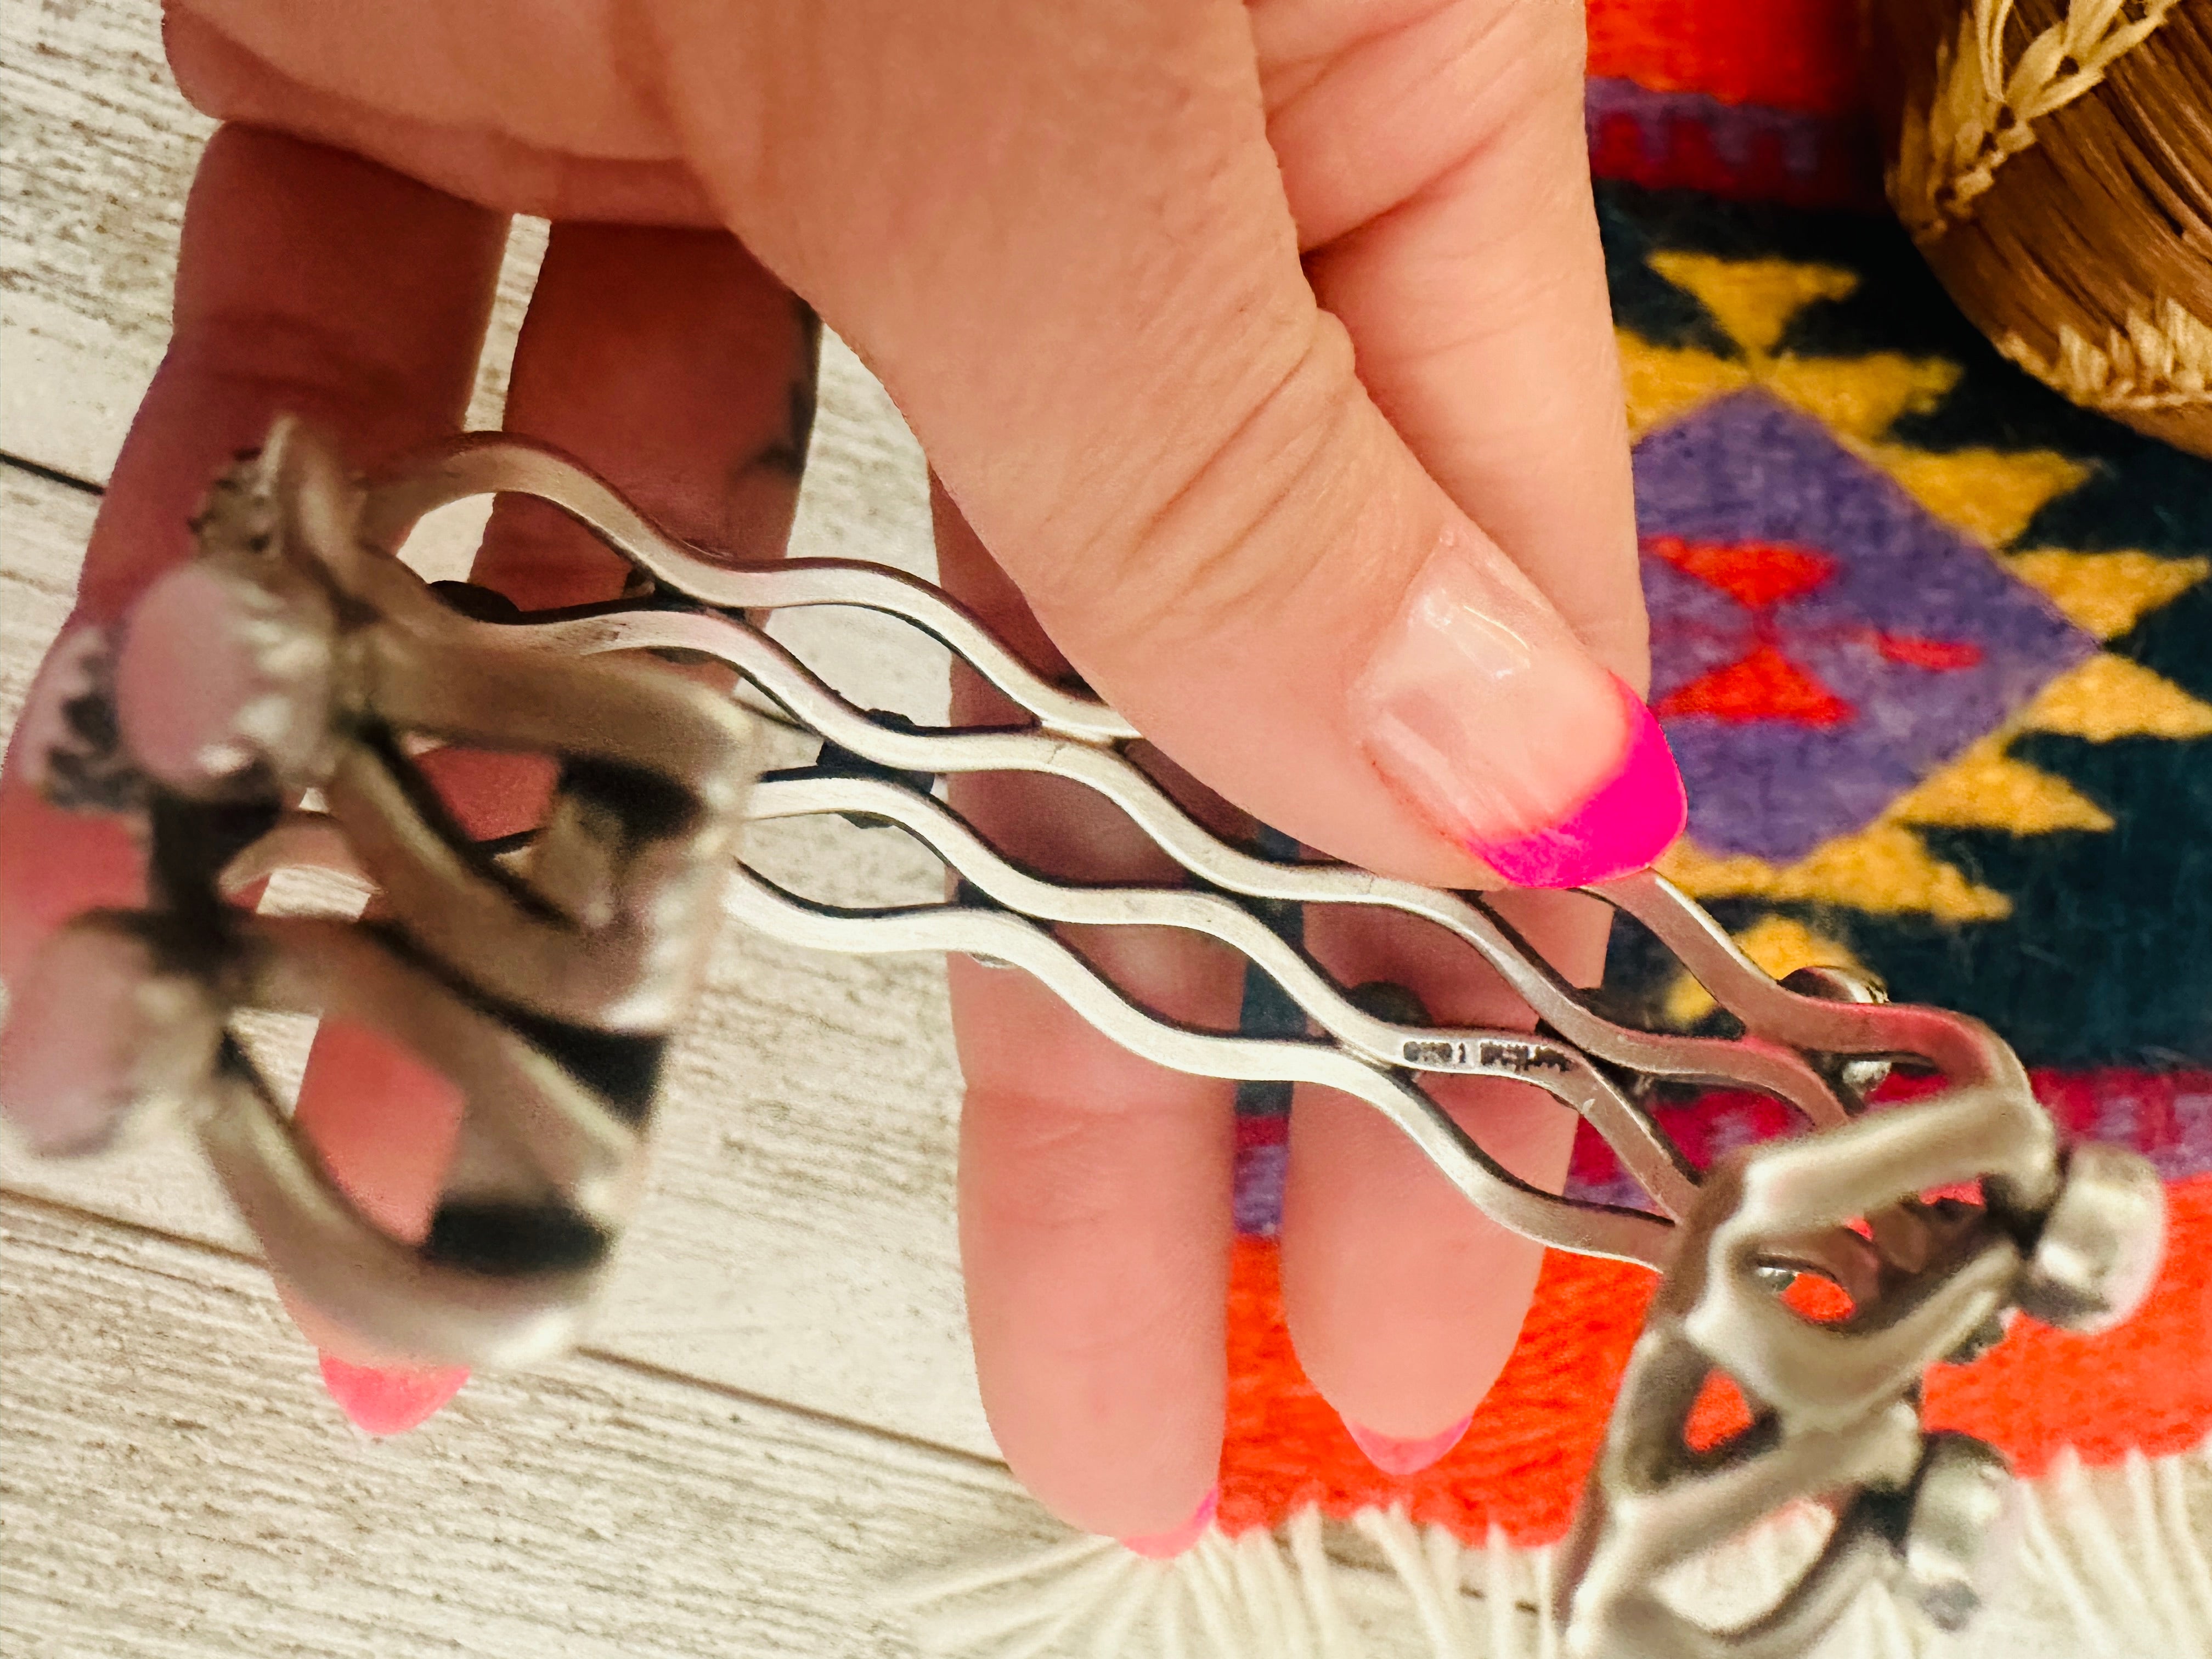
xmin=1402 ymin=1035 xmax=1576 ymax=1074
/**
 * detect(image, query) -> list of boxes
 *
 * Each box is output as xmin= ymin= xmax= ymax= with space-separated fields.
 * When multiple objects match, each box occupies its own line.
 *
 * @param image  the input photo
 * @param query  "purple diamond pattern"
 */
xmin=1634 ymin=389 xmax=2099 ymax=861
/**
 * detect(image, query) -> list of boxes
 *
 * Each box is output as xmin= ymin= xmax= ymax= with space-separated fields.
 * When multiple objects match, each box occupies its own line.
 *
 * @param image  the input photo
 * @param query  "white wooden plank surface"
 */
xmin=0 ymin=0 xmax=543 ymax=483
xmin=10 ymin=1178 xmax=2207 ymax=1659
xmin=0 ymin=1193 xmax=1535 ymax=1659
xmin=0 ymin=1193 xmax=1051 ymax=1659
xmin=1 ymin=0 xmax=200 ymax=483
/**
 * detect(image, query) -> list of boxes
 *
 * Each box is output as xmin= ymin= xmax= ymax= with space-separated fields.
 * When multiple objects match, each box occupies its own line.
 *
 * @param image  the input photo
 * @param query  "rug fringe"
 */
xmin=889 ymin=1438 xmax=2212 ymax=1658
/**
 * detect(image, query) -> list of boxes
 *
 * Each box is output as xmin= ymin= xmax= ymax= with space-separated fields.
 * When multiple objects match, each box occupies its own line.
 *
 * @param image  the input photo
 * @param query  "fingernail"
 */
xmin=1120 ymin=1486 xmax=1218 ymax=1559
xmin=1354 ymin=539 xmax=1685 ymax=887
xmin=1345 ymin=1413 xmax=1473 ymax=1477
xmin=318 ymin=1352 xmax=469 ymax=1437
xmin=1471 ymin=689 xmax=1685 ymax=887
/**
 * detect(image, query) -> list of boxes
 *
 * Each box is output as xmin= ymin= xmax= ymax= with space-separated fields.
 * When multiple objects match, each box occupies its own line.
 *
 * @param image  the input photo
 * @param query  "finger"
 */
xmin=0 ymin=130 xmax=503 ymax=1432
xmin=289 ymin=221 xmax=817 ymax=1429
xmin=0 ymin=126 xmax=505 ymax=984
xmin=1257 ymin=0 xmax=1646 ymax=678
xmin=1254 ymin=0 xmax=1644 ymax=1467
xmin=938 ymin=489 xmax=1241 ymax=1549
xmin=652 ymin=0 xmax=1683 ymax=892
xmin=471 ymin=221 xmax=815 ymax=606
xmin=652 ymin=0 xmax=1666 ymax=1490
xmin=1278 ymin=891 xmax=1601 ymax=1466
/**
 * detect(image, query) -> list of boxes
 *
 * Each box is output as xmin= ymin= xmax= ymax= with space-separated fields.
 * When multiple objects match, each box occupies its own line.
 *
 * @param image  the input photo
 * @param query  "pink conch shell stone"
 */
xmin=116 ymin=561 xmax=333 ymax=794
xmin=0 ymin=919 xmax=219 ymax=1155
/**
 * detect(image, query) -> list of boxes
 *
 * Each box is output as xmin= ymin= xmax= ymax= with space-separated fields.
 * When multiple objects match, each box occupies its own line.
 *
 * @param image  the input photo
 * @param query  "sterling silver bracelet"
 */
xmin=0 ymin=422 xmax=2169 ymax=1657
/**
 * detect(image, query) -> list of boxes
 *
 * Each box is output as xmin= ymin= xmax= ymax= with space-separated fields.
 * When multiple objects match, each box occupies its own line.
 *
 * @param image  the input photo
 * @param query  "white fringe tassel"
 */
xmin=888 ymin=1438 xmax=2212 ymax=1659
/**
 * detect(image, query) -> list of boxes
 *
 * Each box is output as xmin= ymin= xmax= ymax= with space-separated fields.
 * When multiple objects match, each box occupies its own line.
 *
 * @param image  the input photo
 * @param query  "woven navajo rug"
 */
xmin=907 ymin=2 xmax=2212 ymax=1652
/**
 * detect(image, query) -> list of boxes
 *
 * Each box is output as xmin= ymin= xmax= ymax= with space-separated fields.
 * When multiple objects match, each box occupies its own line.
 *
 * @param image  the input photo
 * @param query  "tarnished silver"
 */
xmin=1 ymin=422 xmax=757 ymax=1367
xmin=1553 ymin=1087 xmax=2103 ymax=1657
xmin=2 ymin=426 xmax=2171 ymax=1655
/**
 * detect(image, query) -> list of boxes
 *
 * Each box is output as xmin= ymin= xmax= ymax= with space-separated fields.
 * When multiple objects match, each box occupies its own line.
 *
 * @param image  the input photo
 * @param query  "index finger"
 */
xmin=1259 ymin=0 xmax=1646 ymax=678
xmin=1250 ymin=0 xmax=1652 ymax=1451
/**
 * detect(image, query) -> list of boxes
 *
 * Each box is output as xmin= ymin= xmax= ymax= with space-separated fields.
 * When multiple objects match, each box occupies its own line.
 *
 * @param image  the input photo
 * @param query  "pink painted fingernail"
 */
xmin=1120 ymin=1486 xmax=1218 ymax=1559
xmin=1354 ymin=538 xmax=1686 ymax=888
xmin=318 ymin=1352 xmax=469 ymax=1437
xmin=1345 ymin=1413 xmax=1474 ymax=1477
xmin=1470 ymin=689 xmax=1685 ymax=887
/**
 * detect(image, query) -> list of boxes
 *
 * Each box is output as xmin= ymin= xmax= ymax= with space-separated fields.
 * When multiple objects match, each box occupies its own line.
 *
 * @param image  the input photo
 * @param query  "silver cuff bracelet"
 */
xmin=0 ymin=421 xmax=2170 ymax=1658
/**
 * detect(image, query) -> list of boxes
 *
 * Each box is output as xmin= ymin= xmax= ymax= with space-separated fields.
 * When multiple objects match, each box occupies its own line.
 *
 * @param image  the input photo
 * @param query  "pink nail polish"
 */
xmin=1120 ymin=1486 xmax=1218 ymax=1559
xmin=318 ymin=1352 xmax=469 ymax=1437
xmin=1345 ymin=1414 xmax=1474 ymax=1477
xmin=1467 ymin=685 xmax=1686 ymax=887
xmin=1354 ymin=539 xmax=1686 ymax=887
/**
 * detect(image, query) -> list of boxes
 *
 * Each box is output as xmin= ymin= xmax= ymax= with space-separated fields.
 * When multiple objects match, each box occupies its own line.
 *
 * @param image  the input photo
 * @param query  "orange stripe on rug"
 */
xmin=1218 ymin=1172 xmax=2212 ymax=1543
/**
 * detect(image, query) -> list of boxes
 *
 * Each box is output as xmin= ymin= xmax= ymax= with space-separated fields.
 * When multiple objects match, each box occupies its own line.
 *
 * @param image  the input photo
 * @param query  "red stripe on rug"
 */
xmin=1587 ymin=0 xmax=1865 ymax=116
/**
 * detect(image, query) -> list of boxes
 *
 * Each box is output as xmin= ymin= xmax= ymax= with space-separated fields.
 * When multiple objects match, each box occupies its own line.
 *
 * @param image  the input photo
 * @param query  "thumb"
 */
xmin=653 ymin=0 xmax=1681 ymax=886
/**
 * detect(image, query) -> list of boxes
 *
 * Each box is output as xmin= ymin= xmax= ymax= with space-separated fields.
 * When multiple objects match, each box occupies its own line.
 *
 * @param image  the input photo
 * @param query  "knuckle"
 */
xmin=1067 ymin=312 xmax=1373 ymax=657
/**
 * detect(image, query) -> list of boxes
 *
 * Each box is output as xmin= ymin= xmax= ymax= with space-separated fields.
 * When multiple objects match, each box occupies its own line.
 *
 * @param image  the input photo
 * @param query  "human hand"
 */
xmin=0 ymin=0 xmax=1681 ymax=1549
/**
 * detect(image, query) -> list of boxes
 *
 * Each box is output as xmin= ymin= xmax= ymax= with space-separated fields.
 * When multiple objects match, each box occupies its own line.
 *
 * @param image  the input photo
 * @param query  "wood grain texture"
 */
xmin=0 ymin=0 xmax=543 ymax=485
xmin=10 ymin=5 xmax=2204 ymax=1655
xmin=0 ymin=0 xmax=201 ymax=482
xmin=1 ymin=8 xmax=1029 ymax=1635
xmin=0 ymin=1194 xmax=1052 ymax=1659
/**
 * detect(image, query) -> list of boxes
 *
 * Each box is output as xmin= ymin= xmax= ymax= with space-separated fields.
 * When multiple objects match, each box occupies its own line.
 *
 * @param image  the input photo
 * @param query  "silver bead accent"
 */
xmin=8 ymin=422 xmax=2168 ymax=1659
xmin=1894 ymin=1433 xmax=2019 ymax=1633
xmin=9 ymin=422 xmax=759 ymax=1370
xmin=2013 ymin=1142 xmax=2168 ymax=1334
xmin=1781 ymin=963 xmax=1893 ymax=1101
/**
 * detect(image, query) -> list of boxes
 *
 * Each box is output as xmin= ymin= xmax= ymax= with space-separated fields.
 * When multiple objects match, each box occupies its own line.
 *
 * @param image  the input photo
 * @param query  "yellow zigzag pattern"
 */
xmin=1626 ymin=254 xmax=2212 ymax=936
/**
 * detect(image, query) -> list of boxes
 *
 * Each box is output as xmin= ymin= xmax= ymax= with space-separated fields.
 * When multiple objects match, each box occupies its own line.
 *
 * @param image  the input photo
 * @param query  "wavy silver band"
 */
xmin=8 ymin=426 xmax=2163 ymax=1657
